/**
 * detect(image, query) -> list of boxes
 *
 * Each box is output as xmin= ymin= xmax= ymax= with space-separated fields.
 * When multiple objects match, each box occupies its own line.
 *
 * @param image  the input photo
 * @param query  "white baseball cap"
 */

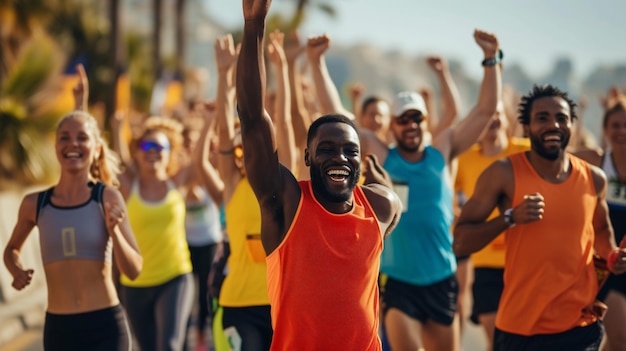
xmin=391 ymin=91 xmax=428 ymax=117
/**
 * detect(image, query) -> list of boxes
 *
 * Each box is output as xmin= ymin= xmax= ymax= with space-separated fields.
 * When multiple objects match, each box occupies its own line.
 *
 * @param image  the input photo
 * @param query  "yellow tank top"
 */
xmin=219 ymin=178 xmax=270 ymax=307
xmin=455 ymin=138 xmax=530 ymax=267
xmin=121 ymin=181 xmax=192 ymax=287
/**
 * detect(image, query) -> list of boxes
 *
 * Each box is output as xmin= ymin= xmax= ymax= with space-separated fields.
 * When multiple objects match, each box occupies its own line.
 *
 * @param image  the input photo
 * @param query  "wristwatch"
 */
xmin=482 ymin=49 xmax=504 ymax=67
xmin=503 ymin=208 xmax=516 ymax=228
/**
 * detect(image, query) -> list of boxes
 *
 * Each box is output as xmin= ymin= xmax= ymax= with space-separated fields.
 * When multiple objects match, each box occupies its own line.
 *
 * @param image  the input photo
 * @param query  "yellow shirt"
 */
xmin=219 ymin=178 xmax=270 ymax=307
xmin=455 ymin=137 xmax=530 ymax=267
xmin=121 ymin=181 xmax=192 ymax=287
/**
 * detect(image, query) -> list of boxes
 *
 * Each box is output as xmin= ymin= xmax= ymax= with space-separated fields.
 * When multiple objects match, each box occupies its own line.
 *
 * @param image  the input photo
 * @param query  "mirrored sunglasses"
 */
xmin=139 ymin=140 xmax=170 ymax=152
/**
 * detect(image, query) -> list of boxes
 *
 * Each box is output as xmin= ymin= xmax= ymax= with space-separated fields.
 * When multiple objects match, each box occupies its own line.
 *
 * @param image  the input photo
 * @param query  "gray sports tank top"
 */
xmin=36 ymin=182 xmax=112 ymax=264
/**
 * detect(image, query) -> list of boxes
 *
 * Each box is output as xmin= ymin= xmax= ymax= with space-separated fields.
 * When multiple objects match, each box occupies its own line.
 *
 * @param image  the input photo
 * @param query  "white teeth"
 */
xmin=544 ymin=135 xmax=561 ymax=141
xmin=65 ymin=152 xmax=81 ymax=158
xmin=327 ymin=169 xmax=349 ymax=176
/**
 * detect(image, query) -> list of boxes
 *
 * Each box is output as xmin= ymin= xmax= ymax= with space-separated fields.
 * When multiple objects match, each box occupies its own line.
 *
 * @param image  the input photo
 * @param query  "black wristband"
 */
xmin=482 ymin=49 xmax=503 ymax=67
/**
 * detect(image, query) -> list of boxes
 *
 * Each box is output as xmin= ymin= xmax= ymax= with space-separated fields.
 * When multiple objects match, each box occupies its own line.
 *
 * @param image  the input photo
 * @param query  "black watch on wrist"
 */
xmin=482 ymin=49 xmax=504 ymax=67
xmin=504 ymin=207 xmax=516 ymax=228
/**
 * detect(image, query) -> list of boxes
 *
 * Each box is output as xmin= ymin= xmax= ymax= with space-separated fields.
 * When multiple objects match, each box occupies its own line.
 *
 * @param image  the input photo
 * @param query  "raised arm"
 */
xmin=426 ymin=56 xmax=461 ymax=139
xmin=194 ymin=102 xmax=225 ymax=205
xmin=213 ymin=34 xmax=241 ymax=202
xmin=439 ymin=30 xmax=500 ymax=162
xmin=305 ymin=34 xmax=355 ymax=119
xmin=267 ymin=30 xmax=297 ymax=172
xmin=238 ymin=0 xmax=300 ymax=253
xmin=72 ymin=64 xmax=89 ymax=111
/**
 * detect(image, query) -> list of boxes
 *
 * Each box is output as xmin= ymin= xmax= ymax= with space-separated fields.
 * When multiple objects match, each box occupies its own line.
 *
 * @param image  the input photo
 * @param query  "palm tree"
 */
xmin=0 ymin=31 xmax=66 ymax=189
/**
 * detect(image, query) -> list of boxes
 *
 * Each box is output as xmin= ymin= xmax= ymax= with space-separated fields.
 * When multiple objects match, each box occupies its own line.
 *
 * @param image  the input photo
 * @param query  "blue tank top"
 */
xmin=601 ymin=151 xmax=626 ymax=242
xmin=36 ymin=182 xmax=112 ymax=265
xmin=381 ymin=146 xmax=456 ymax=285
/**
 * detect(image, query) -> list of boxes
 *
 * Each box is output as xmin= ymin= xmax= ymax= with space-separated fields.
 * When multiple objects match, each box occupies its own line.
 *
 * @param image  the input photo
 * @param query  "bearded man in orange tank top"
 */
xmin=453 ymin=84 xmax=626 ymax=351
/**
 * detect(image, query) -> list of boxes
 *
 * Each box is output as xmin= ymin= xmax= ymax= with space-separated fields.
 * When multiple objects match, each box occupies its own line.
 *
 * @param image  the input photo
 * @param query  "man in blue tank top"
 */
xmin=364 ymin=31 xmax=502 ymax=351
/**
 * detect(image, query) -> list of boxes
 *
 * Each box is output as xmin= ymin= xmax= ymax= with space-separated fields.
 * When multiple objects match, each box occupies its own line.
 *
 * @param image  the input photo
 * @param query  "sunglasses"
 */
xmin=139 ymin=140 xmax=170 ymax=152
xmin=395 ymin=112 xmax=426 ymax=126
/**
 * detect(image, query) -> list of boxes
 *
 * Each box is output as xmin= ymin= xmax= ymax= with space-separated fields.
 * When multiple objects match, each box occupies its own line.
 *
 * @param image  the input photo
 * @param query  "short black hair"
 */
xmin=361 ymin=96 xmax=386 ymax=115
xmin=517 ymin=84 xmax=577 ymax=125
xmin=307 ymin=114 xmax=359 ymax=147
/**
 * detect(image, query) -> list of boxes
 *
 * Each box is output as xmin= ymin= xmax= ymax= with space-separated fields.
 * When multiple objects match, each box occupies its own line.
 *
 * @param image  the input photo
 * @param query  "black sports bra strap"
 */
xmin=35 ymin=187 xmax=54 ymax=223
xmin=91 ymin=181 xmax=107 ymax=216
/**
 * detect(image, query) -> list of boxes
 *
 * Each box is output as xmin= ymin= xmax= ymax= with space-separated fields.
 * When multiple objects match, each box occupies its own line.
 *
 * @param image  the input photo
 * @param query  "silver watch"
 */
xmin=504 ymin=208 xmax=516 ymax=228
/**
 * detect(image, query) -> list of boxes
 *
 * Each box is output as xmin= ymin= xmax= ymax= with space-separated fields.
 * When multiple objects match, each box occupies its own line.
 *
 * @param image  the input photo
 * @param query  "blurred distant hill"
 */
xmin=125 ymin=0 xmax=626 ymax=144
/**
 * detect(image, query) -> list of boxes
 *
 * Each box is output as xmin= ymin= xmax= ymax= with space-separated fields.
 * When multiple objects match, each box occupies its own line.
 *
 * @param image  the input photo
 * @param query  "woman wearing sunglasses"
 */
xmin=111 ymin=110 xmax=219 ymax=350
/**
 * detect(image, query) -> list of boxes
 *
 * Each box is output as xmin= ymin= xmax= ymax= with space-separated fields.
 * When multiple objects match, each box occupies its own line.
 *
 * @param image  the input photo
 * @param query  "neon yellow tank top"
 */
xmin=121 ymin=181 xmax=192 ymax=287
xmin=219 ymin=178 xmax=270 ymax=307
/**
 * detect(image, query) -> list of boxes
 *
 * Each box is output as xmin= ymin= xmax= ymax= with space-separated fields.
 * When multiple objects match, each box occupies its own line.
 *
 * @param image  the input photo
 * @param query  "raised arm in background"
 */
xmin=434 ymin=30 xmax=500 ymax=163
xmin=193 ymin=102 xmax=225 ymax=205
xmin=267 ymin=29 xmax=297 ymax=172
xmin=426 ymin=56 xmax=461 ymax=139
xmin=213 ymin=34 xmax=242 ymax=204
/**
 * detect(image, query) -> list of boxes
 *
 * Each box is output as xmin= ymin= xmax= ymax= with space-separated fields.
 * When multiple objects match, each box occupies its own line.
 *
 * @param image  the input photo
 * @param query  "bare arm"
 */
xmin=361 ymin=155 xmax=402 ymax=239
xmin=194 ymin=103 xmax=225 ymax=205
xmin=440 ymin=30 xmax=500 ymax=162
xmin=214 ymin=34 xmax=241 ymax=203
xmin=238 ymin=0 xmax=300 ymax=253
xmin=305 ymin=34 xmax=354 ymax=119
xmin=72 ymin=64 xmax=89 ymax=111
xmin=453 ymin=160 xmax=513 ymax=256
xmin=3 ymin=194 xmax=37 ymax=291
xmin=267 ymin=30 xmax=297 ymax=172
xmin=426 ymin=56 xmax=461 ymax=139
xmin=103 ymin=188 xmax=142 ymax=280
xmin=285 ymin=31 xmax=311 ymax=151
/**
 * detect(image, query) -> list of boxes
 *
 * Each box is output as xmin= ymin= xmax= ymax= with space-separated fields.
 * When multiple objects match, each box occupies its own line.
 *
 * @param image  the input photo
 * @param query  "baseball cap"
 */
xmin=391 ymin=91 xmax=428 ymax=117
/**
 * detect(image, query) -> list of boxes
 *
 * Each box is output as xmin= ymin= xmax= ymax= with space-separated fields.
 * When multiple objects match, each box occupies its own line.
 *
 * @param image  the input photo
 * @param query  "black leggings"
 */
xmin=121 ymin=273 xmax=194 ymax=351
xmin=189 ymin=243 xmax=219 ymax=331
xmin=43 ymin=305 xmax=131 ymax=351
xmin=222 ymin=305 xmax=273 ymax=351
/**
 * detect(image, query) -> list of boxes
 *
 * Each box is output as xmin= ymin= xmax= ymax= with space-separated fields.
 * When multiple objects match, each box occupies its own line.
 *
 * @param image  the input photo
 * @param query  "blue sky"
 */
xmin=204 ymin=0 xmax=626 ymax=79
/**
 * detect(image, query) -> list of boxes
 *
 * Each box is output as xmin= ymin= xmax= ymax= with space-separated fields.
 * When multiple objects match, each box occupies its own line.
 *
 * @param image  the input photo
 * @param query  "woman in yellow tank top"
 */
xmin=112 ymin=110 xmax=224 ymax=350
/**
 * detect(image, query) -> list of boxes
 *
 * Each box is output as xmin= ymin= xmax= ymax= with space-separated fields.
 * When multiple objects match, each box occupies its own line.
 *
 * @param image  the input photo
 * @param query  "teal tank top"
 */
xmin=381 ymin=146 xmax=456 ymax=285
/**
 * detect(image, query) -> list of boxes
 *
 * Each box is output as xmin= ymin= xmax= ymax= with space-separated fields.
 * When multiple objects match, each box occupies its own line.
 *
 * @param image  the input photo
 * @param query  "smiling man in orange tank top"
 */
xmin=235 ymin=1 xmax=403 ymax=350
xmin=453 ymin=84 xmax=626 ymax=351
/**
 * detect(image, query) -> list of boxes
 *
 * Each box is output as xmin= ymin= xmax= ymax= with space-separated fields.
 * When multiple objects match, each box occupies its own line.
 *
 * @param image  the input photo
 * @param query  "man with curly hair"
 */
xmin=454 ymin=84 xmax=626 ymax=350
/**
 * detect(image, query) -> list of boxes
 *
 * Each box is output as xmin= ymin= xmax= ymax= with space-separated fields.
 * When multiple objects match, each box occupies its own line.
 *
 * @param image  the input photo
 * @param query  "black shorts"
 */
xmin=456 ymin=254 xmax=470 ymax=262
xmin=471 ymin=267 xmax=504 ymax=324
xmin=494 ymin=321 xmax=603 ymax=351
xmin=382 ymin=275 xmax=458 ymax=326
xmin=222 ymin=305 xmax=273 ymax=351
xmin=43 ymin=305 xmax=131 ymax=351
xmin=597 ymin=272 xmax=626 ymax=301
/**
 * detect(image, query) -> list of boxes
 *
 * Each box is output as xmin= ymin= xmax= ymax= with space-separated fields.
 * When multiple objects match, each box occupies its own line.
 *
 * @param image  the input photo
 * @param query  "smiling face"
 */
xmin=525 ymin=96 xmax=572 ymax=160
xmin=604 ymin=108 xmax=626 ymax=149
xmin=55 ymin=114 xmax=101 ymax=174
xmin=305 ymin=122 xmax=361 ymax=204
xmin=134 ymin=131 xmax=171 ymax=173
xmin=359 ymin=100 xmax=391 ymax=136
xmin=390 ymin=109 xmax=427 ymax=152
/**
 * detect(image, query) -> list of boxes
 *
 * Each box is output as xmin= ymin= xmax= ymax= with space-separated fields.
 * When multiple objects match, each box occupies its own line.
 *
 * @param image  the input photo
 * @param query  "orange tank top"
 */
xmin=496 ymin=152 xmax=598 ymax=335
xmin=266 ymin=181 xmax=383 ymax=351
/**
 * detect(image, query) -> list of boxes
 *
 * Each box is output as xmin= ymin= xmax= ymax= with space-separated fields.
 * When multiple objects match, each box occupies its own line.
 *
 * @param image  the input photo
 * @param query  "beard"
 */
xmin=309 ymin=162 xmax=360 ymax=203
xmin=529 ymin=132 xmax=570 ymax=161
